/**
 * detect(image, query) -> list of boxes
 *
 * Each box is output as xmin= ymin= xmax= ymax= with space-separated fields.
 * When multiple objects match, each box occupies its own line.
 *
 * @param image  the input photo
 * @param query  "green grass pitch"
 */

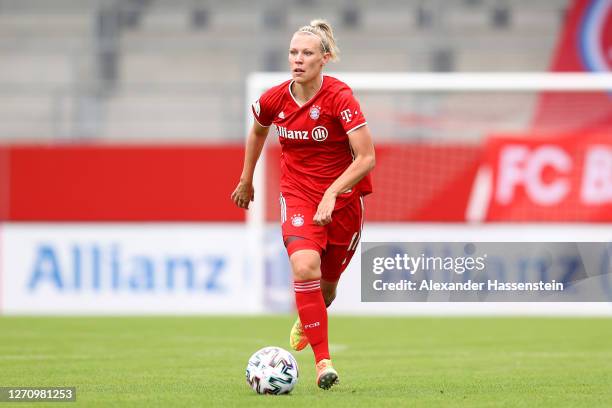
xmin=0 ymin=316 xmax=611 ymax=407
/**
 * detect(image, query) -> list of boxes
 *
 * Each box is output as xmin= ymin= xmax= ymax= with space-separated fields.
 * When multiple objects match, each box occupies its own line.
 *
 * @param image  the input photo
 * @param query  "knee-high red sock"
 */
xmin=294 ymin=279 xmax=329 ymax=363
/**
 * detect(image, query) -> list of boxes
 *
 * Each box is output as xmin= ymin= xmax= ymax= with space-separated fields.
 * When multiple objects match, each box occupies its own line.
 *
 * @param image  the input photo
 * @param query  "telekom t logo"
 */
xmin=340 ymin=109 xmax=352 ymax=123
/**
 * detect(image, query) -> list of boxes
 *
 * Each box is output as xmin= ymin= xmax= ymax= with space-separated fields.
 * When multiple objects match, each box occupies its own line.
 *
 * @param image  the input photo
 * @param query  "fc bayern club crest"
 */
xmin=578 ymin=0 xmax=612 ymax=72
xmin=291 ymin=214 xmax=304 ymax=227
xmin=309 ymin=105 xmax=321 ymax=120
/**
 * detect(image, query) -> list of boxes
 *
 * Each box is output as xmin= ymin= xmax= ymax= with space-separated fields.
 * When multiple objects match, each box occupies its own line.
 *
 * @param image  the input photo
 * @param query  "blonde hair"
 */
xmin=296 ymin=19 xmax=340 ymax=62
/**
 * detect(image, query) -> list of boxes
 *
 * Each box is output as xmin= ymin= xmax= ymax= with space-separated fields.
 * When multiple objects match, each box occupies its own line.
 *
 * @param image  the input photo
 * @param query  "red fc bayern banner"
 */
xmin=484 ymin=133 xmax=612 ymax=221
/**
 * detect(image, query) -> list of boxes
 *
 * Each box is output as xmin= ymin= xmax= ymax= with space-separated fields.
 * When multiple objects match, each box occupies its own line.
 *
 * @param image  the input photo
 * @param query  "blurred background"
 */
xmin=0 ymin=0 xmax=610 ymax=315
xmin=0 ymin=0 xmax=570 ymax=141
xmin=0 ymin=0 xmax=571 ymax=143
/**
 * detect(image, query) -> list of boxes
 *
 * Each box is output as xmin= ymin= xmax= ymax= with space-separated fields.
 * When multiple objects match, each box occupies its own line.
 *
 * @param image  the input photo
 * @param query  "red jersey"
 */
xmin=252 ymin=75 xmax=373 ymax=209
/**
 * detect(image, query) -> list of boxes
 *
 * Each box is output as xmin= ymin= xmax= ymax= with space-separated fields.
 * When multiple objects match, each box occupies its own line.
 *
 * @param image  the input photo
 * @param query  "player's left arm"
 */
xmin=313 ymin=125 xmax=375 ymax=226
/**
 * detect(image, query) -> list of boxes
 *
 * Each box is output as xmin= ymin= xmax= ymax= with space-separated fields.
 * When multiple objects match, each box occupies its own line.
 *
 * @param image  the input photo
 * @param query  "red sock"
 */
xmin=294 ymin=279 xmax=329 ymax=363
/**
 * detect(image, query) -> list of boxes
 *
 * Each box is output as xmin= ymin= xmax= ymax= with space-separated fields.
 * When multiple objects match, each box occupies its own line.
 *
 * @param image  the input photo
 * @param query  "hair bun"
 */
xmin=296 ymin=19 xmax=340 ymax=62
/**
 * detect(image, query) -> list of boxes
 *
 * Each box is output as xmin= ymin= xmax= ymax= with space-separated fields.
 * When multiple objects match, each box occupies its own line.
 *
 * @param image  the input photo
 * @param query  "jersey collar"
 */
xmin=288 ymin=75 xmax=325 ymax=108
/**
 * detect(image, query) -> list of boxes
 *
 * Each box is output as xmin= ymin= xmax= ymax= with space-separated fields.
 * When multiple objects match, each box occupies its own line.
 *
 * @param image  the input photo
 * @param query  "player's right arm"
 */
xmin=231 ymin=120 xmax=270 ymax=209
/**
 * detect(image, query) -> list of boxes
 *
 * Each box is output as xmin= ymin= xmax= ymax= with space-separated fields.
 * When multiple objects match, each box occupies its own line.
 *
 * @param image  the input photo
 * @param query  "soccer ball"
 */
xmin=246 ymin=346 xmax=299 ymax=395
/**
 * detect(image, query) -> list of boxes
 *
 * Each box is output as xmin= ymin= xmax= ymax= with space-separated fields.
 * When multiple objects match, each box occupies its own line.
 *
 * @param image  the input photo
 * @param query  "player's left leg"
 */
xmin=320 ymin=279 xmax=337 ymax=307
xmin=320 ymin=195 xmax=364 ymax=293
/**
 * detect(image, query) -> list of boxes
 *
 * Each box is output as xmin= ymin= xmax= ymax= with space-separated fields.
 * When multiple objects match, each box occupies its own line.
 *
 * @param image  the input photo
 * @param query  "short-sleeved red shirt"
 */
xmin=252 ymin=75 xmax=373 ymax=209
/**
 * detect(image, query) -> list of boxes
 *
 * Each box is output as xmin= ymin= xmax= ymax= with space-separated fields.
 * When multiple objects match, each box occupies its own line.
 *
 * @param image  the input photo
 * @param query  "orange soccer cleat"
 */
xmin=316 ymin=359 xmax=339 ymax=390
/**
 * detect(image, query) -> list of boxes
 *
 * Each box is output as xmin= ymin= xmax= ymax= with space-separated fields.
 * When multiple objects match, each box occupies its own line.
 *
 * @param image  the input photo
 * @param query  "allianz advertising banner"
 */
xmin=0 ymin=224 xmax=259 ymax=315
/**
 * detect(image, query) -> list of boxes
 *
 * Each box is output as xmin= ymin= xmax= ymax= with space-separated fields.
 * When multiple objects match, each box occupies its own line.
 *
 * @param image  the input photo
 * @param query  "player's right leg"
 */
xmin=286 ymin=235 xmax=321 ymax=352
xmin=291 ymin=278 xmax=337 ymax=351
xmin=289 ymin=248 xmax=338 ymax=389
xmin=289 ymin=248 xmax=329 ymax=360
xmin=281 ymin=193 xmax=338 ymax=388
xmin=309 ymin=196 xmax=364 ymax=388
xmin=316 ymin=358 xmax=339 ymax=390
xmin=281 ymin=193 xmax=326 ymax=353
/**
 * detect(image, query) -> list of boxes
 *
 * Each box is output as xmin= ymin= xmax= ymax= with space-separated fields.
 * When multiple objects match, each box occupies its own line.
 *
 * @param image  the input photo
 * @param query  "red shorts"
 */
xmin=280 ymin=193 xmax=364 ymax=283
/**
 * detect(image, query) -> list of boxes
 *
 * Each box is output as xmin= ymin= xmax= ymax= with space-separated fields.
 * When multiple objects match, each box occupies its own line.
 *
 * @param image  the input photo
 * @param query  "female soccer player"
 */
xmin=231 ymin=19 xmax=375 ymax=390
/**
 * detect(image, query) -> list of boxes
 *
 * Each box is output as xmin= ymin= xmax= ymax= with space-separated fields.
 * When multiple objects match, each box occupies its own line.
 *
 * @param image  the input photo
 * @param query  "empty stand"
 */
xmin=0 ymin=0 xmax=569 ymax=141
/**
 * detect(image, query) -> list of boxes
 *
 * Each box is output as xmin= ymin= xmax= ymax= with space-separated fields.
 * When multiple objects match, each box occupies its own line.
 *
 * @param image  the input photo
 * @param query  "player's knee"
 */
xmin=291 ymin=258 xmax=321 ymax=281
